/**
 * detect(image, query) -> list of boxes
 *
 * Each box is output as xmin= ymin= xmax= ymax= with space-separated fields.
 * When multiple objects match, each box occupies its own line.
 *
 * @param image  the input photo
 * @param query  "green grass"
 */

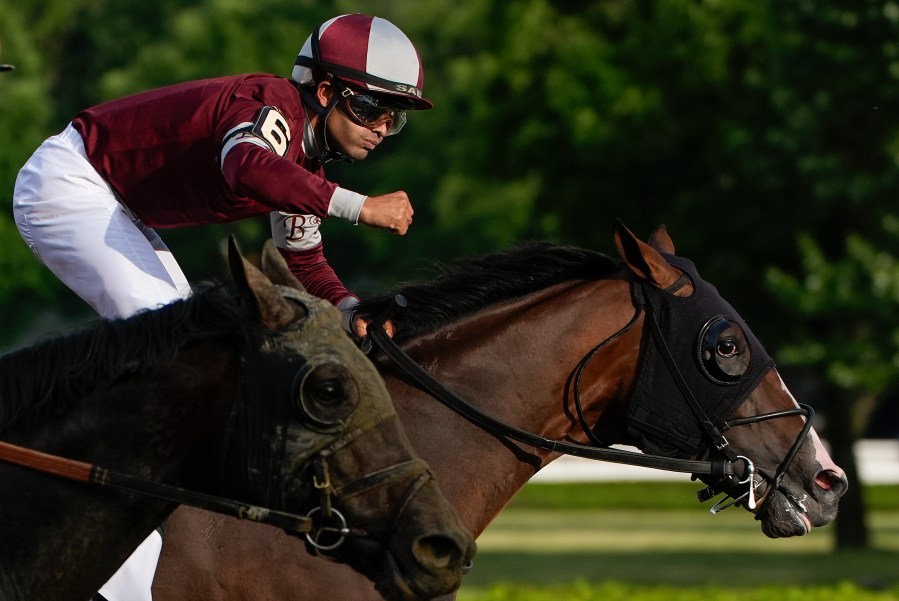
xmin=455 ymin=482 xmax=899 ymax=600
xmin=460 ymin=581 xmax=899 ymax=601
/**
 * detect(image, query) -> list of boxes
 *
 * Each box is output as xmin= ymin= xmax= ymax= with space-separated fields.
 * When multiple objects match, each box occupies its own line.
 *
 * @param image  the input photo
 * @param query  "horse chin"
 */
xmin=372 ymin=551 xmax=440 ymax=601
xmin=755 ymin=488 xmax=813 ymax=538
xmin=321 ymin=540 xmax=449 ymax=601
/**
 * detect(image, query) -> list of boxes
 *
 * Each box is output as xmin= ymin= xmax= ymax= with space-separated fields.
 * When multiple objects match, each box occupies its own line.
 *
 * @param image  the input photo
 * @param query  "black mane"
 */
xmin=357 ymin=241 xmax=619 ymax=342
xmin=0 ymin=285 xmax=256 ymax=432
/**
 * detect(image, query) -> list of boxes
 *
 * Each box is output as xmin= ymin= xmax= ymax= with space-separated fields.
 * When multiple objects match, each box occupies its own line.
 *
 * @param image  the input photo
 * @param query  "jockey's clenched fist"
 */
xmin=359 ymin=191 xmax=414 ymax=235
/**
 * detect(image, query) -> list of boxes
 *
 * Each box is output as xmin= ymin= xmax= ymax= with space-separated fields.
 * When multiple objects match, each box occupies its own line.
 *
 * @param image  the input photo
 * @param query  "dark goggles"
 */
xmin=339 ymin=87 xmax=408 ymax=136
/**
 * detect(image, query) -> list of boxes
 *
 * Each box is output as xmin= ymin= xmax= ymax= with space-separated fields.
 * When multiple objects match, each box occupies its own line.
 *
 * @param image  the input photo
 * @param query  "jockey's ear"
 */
xmin=613 ymin=220 xmax=687 ymax=292
xmin=227 ymin=235 xmax=308 ymax=331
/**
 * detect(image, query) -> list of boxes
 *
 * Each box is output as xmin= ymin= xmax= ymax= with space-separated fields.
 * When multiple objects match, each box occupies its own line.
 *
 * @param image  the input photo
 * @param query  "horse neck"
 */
xmin=386 ymin=274 xmax=641 ymax=536
xmin=0 ymin=341 xmax=241 ymax=600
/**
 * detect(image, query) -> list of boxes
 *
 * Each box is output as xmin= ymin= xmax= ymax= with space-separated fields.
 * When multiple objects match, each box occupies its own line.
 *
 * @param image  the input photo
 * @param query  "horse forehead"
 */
xmin=277 ymin=295 xmax=347 ymax=352
xmin=666 ymin=255 xmax=740 ymax=313
xmin=287 ymin=298 xmax=391 ymax=394
xmin=266 ymin=297 xmax=384 ymax=380
xmin=286 ymin=322 xmax=376 ymax=376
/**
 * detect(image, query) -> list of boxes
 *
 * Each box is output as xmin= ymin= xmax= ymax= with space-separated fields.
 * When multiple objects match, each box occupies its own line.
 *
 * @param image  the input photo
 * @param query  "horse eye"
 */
xmin=717 ymin=339 xmax=738 ymax=358
xmin=313 ymin=379 xmax=343 ymax=402
xmin=295 ymin=363 xmax=359 ymax=431
xmin=698 ymin=317 xmax=751 ymax=385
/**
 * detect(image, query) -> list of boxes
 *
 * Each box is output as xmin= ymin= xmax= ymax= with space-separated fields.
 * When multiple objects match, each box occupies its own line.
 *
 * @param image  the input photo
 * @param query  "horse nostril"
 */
xmin=816 ymin=469 xmax=849 ymax=497
xmin=412 ymin=534 xmax=468 ymax=571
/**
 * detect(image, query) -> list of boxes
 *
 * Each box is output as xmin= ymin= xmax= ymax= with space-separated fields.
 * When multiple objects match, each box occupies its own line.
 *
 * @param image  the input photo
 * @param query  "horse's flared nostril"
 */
xmin=412 ymin=533 xmax=472 ymax=571
xmin=816 ymin=469 xmax=849 ymax=498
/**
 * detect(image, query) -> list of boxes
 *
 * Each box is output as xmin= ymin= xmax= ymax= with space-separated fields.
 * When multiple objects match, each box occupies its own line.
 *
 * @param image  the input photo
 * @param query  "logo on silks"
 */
xmin=626 ymin=255 xmax=774 ymax=458
xmin=283 ymin=214 xmax=322 ymax=242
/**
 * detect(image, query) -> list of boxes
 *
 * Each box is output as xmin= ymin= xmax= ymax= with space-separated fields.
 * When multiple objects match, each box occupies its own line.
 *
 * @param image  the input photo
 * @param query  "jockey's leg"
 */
xmin=96 ymin=529 xmax=163 ymax=601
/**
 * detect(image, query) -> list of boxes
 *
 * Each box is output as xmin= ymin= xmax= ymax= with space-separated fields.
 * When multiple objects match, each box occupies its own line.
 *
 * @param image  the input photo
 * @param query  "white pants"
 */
xmin=13 ymin=124 xmax=192 ymax=320
xmin=97 ymin=530 xmax=163 ymax=601
xmin=13 ymin=124 xmax=192 ymax=601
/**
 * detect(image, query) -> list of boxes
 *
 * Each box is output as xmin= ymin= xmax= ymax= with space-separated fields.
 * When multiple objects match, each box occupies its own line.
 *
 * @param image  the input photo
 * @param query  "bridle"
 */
xmin=609 ymin=277 xmax=813 ymax=511
xmin=0 ymin=286 xmax=433 ymax=554
xmin=363 ymin=278 xmax=815 ymax=515
xmin=265 ymin=285 xmax=438 ymax=554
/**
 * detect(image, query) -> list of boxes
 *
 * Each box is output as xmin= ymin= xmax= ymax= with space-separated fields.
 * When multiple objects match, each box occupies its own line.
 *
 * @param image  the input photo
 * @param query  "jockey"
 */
xmin=12 ymin=13 xmax=429 ymax=601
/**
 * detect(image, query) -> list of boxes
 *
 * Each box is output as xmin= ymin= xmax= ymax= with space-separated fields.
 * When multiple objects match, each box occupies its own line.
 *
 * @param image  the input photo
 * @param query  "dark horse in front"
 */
xmin=154 ymin=223 xmax=847 ymax=600
xmin=0 ymin=239 xmax=474 ymax=601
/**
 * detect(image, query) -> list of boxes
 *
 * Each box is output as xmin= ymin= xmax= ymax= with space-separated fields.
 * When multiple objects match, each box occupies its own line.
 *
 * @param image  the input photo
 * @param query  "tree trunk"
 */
xmin=825 ymin=385 xmax=868 ymax=549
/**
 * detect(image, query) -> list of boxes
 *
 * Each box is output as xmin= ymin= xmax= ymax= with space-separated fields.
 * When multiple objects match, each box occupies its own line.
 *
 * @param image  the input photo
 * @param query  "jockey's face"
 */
xmin=315 ymin=81 xmax=388 ymax=161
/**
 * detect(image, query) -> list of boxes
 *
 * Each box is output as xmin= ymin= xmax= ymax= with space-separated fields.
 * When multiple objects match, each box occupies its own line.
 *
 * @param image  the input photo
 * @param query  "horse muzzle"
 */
xmin=297 ymin=453 xmax=476 ymax=601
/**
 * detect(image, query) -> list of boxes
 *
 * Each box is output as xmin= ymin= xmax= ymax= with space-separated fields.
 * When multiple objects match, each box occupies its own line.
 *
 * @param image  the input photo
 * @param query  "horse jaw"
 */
xmin=754 ymin=489 xmax=813 ymax=537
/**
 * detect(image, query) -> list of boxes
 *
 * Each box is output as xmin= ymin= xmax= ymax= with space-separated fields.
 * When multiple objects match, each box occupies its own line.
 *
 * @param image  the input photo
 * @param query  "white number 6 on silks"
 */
xmin=251 ymin=106 xmax=291 ymax=156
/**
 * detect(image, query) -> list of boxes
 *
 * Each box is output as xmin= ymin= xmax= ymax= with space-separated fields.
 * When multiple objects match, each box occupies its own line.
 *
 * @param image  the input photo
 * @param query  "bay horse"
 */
xmin=0 ymin=238 xmax=474 ymax=601
xmin=153 ymin=222 xmax=848 ymax=601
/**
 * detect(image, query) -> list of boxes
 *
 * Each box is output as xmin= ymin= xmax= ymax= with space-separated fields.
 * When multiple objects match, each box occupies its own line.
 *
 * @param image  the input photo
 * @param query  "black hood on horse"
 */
xmin=627 ymin=254 xmax=774 ymax=458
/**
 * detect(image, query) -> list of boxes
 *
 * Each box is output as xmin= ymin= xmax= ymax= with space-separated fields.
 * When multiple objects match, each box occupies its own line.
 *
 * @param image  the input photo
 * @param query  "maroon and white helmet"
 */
xmin=292 ymin=14 xmax=431 ymax=110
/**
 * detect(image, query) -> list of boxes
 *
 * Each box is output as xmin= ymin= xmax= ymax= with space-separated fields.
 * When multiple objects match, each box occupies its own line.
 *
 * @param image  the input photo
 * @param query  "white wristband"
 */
xmin=328 ymin=188 xmax=366 ymax=224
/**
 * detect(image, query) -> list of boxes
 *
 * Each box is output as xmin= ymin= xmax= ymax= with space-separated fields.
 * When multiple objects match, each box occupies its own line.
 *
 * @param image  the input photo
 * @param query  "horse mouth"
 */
xmin=372 ymin=544 xmax=471 ymax=601
xmin=756 ymin=488 xmax=813 ymax=538
xmin=373 ymin=554 xmax=417 ymax=601
xmin=373 ymin=552 xmax=435 ymax=601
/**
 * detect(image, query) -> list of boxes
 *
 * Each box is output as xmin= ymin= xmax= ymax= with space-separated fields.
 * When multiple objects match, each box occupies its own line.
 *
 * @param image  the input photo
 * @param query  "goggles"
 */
xmin=339 ymin=87 xmax=408 ymax=136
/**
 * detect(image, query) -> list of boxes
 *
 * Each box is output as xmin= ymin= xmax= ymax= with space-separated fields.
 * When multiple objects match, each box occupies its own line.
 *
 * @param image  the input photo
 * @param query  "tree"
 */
xmin=766 ymin=224 xmax=899 ymax=548
xmin=0 ymin=2 xmax=87 ymax=347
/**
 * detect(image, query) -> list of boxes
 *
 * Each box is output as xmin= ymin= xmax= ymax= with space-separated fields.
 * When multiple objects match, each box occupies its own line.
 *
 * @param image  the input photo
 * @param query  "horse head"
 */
xmin=224 ymin=238 xmax=475 ymax=600
xmin=613 ymin=221 xmax=848 ymax=537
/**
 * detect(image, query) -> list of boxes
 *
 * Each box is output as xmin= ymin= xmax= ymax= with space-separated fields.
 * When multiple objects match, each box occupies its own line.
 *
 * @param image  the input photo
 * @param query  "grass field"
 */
xmin=455 ymin=482 xmax=899 ymax=601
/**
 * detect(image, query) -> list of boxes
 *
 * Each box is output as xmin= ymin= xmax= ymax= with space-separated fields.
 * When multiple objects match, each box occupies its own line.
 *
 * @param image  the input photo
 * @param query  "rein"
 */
xmin=0 ymin=439 xmax=317 ymax=535
xmin=365 ymin=290 xmax=814 ymax=512
xmin=365 ymin=295 xmax=744 ymax=481
xmin=0 ymin=404 xmax=431 ymax=556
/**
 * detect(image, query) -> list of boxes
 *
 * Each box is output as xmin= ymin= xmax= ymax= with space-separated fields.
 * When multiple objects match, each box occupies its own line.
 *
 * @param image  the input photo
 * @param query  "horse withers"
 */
xmin=0 ymin=239 xmax=474 ymax=601
xmin=153 ymin=223 xmax=847 ymax=600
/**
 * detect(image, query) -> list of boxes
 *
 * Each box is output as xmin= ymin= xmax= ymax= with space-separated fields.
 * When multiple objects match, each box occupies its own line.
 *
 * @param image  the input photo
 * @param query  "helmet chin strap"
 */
xmin=298 ymin=84 xmax=355 ymax=164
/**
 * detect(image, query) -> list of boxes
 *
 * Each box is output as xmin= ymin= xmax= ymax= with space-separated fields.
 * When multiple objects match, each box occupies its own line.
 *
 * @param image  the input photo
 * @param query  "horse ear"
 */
xmin=227 ymin=236 xmax=307 ymax=331
xmin=260 ymin=240 xmax=307 ymax=292
xmin=647 ymin=224 xmax=676 ymax=254
xmin=613 ymin=220 xmax=683 ymax=289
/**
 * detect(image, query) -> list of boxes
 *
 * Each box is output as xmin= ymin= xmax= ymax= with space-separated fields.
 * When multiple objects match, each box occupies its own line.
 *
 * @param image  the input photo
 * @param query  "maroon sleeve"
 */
xmin=277 ymin=244 xmax=357 ymax=307
xmin=222 ymin=143 xmax=337 ymax=217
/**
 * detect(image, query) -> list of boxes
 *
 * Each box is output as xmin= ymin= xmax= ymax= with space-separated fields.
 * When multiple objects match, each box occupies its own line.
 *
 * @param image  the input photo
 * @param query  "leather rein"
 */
xmin=0 ymin=437 xmax=320 ymax=535
xmin=364 ymin=285 xmax=814 ymax=513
